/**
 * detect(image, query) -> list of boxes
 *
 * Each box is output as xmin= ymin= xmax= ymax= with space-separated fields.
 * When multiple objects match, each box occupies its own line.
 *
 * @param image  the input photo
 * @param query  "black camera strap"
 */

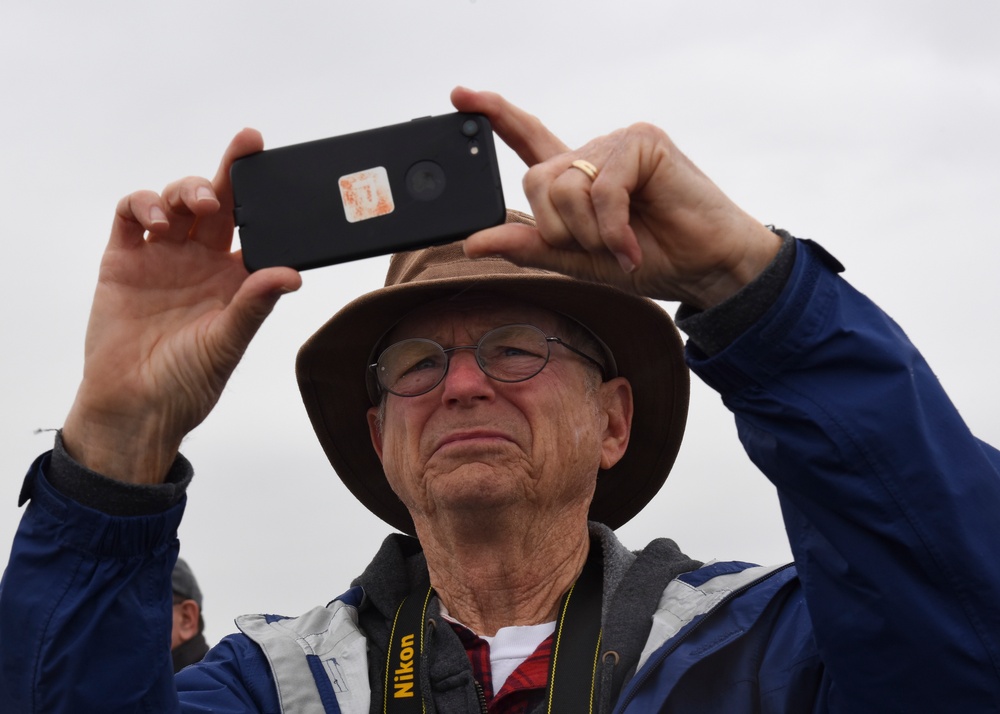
xmin=545 ymin=546 xmax=603 ymax=713
xmin=383 ymin=586 xmax=434 ymax=714
xmin=383 ymin=547 xmax=604 ymax=714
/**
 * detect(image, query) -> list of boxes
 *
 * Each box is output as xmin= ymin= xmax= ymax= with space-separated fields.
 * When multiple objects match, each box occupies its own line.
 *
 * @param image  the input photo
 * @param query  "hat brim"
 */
xmin=296 ymin=253 xmax=689 ymax=535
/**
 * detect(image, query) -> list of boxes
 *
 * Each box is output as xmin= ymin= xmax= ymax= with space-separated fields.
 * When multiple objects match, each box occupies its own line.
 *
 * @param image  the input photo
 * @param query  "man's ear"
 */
xmin=599 ymin=377 xmax=633 ymax=470
xmin=366 ymin=406 xmax=384 ymax=462
xmin=176 ymin=600 xmax=200 ymax=640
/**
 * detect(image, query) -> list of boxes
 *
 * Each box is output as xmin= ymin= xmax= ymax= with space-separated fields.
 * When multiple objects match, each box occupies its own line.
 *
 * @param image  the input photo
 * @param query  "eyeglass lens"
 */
xmin=376 ymin=324 xmax=551 ymax=397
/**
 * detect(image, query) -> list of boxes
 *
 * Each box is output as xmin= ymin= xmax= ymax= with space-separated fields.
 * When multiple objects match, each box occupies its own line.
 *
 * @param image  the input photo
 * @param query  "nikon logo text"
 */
xmin=393 ymin=633 xmax=416 ymax=698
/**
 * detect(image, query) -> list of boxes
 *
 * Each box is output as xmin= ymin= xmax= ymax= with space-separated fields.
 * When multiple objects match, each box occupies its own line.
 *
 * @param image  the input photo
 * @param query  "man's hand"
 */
xmin=451 ymin=88 xmax=781 ymax=310
xmin=62 ymin=129 xmax=302 ymax=484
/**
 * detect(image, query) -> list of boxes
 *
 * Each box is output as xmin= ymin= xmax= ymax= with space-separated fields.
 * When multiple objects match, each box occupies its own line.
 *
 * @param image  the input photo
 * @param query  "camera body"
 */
xmin=231 ymin=113 xmax=506 ymax=271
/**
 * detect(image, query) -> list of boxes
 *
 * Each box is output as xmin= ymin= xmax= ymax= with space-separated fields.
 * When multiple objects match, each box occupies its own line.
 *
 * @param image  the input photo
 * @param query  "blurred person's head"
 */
xmin=171 ymin=558 xmax=204 ymax=649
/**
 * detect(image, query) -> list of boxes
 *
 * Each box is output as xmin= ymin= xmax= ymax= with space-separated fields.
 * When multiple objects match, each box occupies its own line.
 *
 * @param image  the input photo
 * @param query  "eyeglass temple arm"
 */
xmin=547 ymin=337 xmax=608 ymax=380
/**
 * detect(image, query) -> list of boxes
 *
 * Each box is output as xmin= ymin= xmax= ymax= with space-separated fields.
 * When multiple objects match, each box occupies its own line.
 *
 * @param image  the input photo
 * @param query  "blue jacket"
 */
xmin=3 ymin=240 xmax=1000 ymax=712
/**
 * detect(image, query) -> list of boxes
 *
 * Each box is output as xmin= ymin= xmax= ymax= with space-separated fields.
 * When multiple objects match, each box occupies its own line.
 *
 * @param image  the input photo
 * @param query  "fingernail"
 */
xmin=149 ymin=206 xmax=168 ymax=226
xmin=196 ymin=186 xmax=216 ymax=203
xmin=615 ymin=251 xmax=636 ymax=273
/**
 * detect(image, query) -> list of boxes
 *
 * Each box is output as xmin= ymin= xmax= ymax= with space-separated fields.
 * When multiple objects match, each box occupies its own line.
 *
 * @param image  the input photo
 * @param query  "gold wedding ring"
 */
xmin=570 ymin=159 xmax=600 ymax=181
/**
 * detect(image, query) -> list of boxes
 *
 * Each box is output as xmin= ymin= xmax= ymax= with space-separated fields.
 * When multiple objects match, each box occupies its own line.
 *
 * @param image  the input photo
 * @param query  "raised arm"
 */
xmin=1 ymin=131 xmax=301 ymax=713
xmin=454 ymin=88 xmax=1000 ymax=707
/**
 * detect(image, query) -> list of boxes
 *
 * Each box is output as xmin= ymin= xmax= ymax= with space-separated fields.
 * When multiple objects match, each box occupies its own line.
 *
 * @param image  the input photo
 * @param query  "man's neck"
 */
xmin=414 ymin=512 xmax=591 ymax=636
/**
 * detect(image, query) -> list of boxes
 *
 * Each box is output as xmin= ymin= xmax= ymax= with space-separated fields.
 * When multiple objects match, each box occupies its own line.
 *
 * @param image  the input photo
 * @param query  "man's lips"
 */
xmin=434 ymin=430 xmax=514 ymax=451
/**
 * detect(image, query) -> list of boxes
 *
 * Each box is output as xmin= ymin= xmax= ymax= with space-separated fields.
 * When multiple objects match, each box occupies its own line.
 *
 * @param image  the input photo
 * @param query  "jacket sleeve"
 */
xmin=687 ymin=240 xmax=1000 ymax=710
xmin=0 ymin=452 xmax=181 ymax=712
xmin=0 ymin=453 xmax=279 ymax=713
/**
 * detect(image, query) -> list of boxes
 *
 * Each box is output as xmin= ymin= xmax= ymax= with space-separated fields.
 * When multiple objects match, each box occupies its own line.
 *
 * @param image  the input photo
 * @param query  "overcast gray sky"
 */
xmin=2 ymin=1 xmax=998 ymax=643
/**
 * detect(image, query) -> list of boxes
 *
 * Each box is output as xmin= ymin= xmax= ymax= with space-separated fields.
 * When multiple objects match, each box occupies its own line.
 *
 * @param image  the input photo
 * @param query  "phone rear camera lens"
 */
xmin=461 ymin=119 xmax=480 ymax=137
xmin=405 ymin=161 xmax=446 ymax=201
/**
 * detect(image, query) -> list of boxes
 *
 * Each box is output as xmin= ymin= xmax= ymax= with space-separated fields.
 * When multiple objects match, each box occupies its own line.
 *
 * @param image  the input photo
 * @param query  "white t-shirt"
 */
xmin=441 ymin=608 xmax=556 ymax=692
xmin=481 ymin=621 xmax=556 ymax=691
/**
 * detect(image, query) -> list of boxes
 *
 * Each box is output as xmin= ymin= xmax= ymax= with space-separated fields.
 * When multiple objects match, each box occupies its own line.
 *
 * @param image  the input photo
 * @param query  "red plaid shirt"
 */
xmin=449 ymin=621 xmax=554 ymax=714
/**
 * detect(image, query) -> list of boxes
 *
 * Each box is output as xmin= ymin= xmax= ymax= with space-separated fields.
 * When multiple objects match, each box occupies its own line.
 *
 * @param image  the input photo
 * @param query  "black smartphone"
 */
xmin=230 ymin=112 xmax=506 ymax=271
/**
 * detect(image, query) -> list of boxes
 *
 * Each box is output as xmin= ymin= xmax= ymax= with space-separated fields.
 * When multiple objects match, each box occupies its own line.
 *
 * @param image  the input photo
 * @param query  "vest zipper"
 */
xmin=474 ymin=681 xmax=488 ymax=713
xmin=612 ymin=563 xmax=794 ymax=713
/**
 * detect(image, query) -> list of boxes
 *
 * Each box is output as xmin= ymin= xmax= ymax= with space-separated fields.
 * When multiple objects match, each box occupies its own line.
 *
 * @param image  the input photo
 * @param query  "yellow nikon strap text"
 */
xmin=384 ymin=586 xmax=433 ymax=713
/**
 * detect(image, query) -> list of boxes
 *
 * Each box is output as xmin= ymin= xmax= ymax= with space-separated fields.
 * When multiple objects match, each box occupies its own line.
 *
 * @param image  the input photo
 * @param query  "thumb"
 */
xmin=463 ymin=222 xmax=543 ymax=263
xmin=465 ymin=223 xmax=632 ymax=291
xmin=213 ymin=267 xmax=302 ymax=359
xmin=464 ymin=222 xmax=601 ymax=274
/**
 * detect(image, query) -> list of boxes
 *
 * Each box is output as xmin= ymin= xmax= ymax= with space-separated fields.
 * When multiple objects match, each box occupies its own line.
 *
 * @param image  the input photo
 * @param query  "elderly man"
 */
xmin=2 ymin=88 xmax=999 ymax=712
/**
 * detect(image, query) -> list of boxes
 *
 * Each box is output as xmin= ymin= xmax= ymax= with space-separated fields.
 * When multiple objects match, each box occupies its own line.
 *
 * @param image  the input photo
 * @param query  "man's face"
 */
xmin=366 ymin=296 xmax=632 ymax=531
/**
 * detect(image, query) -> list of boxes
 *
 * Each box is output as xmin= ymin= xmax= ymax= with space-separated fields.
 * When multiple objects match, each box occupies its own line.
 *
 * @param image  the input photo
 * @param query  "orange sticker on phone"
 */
xmin=339 ymin=167 xmax=394 ymax=223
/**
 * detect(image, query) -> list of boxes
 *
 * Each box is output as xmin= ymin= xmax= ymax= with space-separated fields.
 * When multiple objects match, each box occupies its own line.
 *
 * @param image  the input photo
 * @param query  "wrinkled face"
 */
xmin=366 ymin=295 xmax=632 ymax=530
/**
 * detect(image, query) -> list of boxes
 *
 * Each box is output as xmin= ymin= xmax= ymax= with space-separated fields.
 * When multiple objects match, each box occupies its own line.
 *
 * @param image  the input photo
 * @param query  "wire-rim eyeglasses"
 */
xmin=368 ymin=323 xmax=609 ymax=400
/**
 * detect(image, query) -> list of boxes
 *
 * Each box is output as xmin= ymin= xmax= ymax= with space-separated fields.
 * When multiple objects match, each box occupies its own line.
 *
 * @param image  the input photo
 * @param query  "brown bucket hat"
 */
xmin=296 ymin=210 xmax=689 ymax=534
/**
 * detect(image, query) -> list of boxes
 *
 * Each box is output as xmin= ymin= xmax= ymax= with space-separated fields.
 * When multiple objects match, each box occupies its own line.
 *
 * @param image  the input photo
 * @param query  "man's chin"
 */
xmin=426 ymin=462 xmax=526 ymax=513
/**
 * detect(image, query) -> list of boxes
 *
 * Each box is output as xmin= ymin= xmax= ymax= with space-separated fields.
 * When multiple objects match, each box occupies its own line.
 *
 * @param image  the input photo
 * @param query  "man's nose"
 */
xmin=440 ymin=348 xmax=494 ymax=401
